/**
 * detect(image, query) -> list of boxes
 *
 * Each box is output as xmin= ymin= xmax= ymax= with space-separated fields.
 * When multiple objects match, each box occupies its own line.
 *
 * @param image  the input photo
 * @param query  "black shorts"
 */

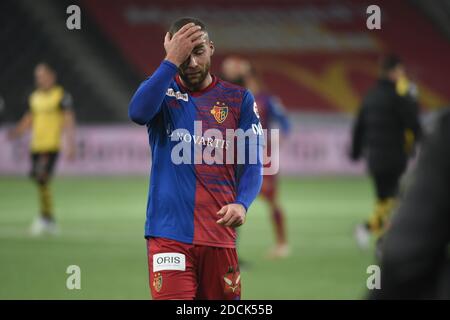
xmin=370 ymin=169 xmax=404 ymax=200
xmin=30 ymin=152 xmax=59 ymax=180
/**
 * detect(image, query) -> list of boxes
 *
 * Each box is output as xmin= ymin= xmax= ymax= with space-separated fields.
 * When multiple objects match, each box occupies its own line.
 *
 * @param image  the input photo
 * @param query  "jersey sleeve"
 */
xmin=234 ymin=90 xmax=264 ymax=212
xmin=350 ymin=104 xmax=366 ymax=161
xmin=397 ymin=95 xmax=422 ymax=143
xmin=128 ymin=60 xmax=178 ymax=126
xmin=268 ymin=96 xmax=291 ymax=134
xmin=238 ymin=90 xmax=264 ymax=142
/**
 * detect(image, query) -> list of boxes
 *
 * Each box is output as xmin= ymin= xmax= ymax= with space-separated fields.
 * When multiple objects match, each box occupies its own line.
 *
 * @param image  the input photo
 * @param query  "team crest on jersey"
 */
xmin=223 ymin=266 xmax=241 ymax=295
xmin=210 ymin=102 xmax=229 ymax=124
xmin=153 ymin=272 xmax=163 ymax=292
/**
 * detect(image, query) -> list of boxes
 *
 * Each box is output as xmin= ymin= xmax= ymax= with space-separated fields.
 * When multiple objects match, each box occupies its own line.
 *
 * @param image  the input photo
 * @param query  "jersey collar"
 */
xmin=175 ymin=74 xmax=218 ymax=97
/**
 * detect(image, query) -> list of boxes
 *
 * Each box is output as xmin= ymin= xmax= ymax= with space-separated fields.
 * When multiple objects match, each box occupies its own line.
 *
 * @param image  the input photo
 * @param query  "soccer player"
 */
xmin=128 ymin=18 xmax=264 ymax=300
xmin=8 ymin=63 xmax=76 ymax=235
xmin=221 ymin=56 xmax=291 ymax=259
xmin=350 ymin=55 xmax=421 ymax=248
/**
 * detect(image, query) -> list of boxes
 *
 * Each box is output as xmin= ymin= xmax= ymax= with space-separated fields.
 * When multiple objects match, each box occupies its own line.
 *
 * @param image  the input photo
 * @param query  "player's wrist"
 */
xmin=233 ymin=201 xmax=248 ymax=214
xmin=164 ymin=54 xmax=182 ymax=68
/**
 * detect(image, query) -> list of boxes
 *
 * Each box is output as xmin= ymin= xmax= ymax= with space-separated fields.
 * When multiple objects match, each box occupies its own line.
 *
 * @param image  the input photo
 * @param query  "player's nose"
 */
xmin=188 ymin=55 xmax=198 ymax=68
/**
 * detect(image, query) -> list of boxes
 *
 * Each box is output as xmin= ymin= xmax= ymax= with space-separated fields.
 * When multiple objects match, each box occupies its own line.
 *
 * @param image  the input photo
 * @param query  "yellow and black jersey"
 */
xmin=29 ymin=85 xmax=73 ymax=152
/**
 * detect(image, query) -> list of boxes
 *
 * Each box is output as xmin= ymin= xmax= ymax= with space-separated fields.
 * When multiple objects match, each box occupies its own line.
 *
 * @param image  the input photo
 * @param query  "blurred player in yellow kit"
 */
xmin=9 ymin=63 xmax=76 ymax=236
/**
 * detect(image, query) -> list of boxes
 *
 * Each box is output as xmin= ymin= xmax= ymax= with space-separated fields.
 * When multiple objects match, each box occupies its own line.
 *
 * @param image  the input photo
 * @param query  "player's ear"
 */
xmin=209 ymin=41 xmax=215 ymax=56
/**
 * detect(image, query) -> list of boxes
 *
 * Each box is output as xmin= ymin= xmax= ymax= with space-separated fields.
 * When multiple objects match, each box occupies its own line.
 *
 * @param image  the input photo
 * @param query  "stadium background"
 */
xmin=0 ymin=0 xmax=449 ymax=299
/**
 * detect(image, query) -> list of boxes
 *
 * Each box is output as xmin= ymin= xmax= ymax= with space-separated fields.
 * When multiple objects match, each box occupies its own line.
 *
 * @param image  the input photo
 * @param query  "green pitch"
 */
xmin=0 ymin=176 xmax=376 ymax=299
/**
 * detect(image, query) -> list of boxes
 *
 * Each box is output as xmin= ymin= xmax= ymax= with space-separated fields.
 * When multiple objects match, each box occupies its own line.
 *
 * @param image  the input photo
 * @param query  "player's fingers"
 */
xmin=188 ymin=31 xmax=206 ymax=44
xmin=224 ymin=214 xmax=239 ymax=227
xmin=232 ymin=215 xmax=246 ymax=228
xmin=227 ymin=209 xmax=245 ymax=227
xmin=175 ymin=22 xmax=196 ymax=36
xmin=186 ymin=29 xmax=203 ymax=40
xmin=222 ymin=209 xmax=236 ymax=223
xmin=217 ymin=205 xmax=228 ymax=216
xmin=230 ymin=220 xmax=243 ymax=228
xmin=217 ymin=209 xmax=233 ymax=225
xmin=164 ymin=32 xmax=171 ymax=45
xmin=191 ymin=37 xmax=206 ymax=49
xmin=183 ymin=26 xmax=202 ymax=39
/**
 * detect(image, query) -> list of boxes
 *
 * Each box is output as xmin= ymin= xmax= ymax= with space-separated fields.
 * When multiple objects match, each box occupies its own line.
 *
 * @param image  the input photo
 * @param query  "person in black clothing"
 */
xmin=0 ymin=95 xmax=5 ymax=125
xmin=351 ymin=55 xmax=422 ymax=248
xmin=369 ymin=108 xmax=450 ymax=299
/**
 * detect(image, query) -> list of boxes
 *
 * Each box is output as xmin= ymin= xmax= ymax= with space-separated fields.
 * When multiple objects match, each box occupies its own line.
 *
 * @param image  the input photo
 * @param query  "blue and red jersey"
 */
xmin=253 ymin=92 xmax=291 ymax=170
xmin=254 ymin=93 xmax=291 ymax=136
xmin=129 ymin=60 xmax=264 ymax=248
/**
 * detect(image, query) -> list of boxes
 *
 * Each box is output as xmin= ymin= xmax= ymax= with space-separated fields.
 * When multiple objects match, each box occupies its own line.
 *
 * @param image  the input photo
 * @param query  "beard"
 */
xmin=178 ymin=61 xmax=210 ymax=91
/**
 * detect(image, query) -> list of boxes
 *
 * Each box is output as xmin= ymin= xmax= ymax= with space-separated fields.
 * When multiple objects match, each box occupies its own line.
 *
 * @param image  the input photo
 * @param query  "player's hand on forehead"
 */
xmin=174 ymin=23 xmax=205 ymax=40
xmin=164 ymin=23 xmax=206 ymax=67
xmin=176 ymin=22 xmax=197 ymax=34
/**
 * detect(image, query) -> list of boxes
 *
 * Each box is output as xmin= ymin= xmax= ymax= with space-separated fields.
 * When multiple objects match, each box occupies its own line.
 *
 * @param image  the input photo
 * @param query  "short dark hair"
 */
xmin=380 ymin=54 xmax=402 ymax=73
xmin=36 ymin=62 xmax=55 ymax=74
xmin=168 ymin=17 xmax=207 ymax=37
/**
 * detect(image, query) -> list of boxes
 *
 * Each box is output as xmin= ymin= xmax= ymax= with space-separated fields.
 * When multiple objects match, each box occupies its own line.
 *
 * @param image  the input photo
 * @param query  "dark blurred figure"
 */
xmin=222 ymin=56 xmax=292 ymax=259
xmin=0 ymin=95 xmax=5 ymax=125
xmin=369 ymin=108 xmax=450 ymax=299
xmin=351 ymin=55 xmax=422 ymax=249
